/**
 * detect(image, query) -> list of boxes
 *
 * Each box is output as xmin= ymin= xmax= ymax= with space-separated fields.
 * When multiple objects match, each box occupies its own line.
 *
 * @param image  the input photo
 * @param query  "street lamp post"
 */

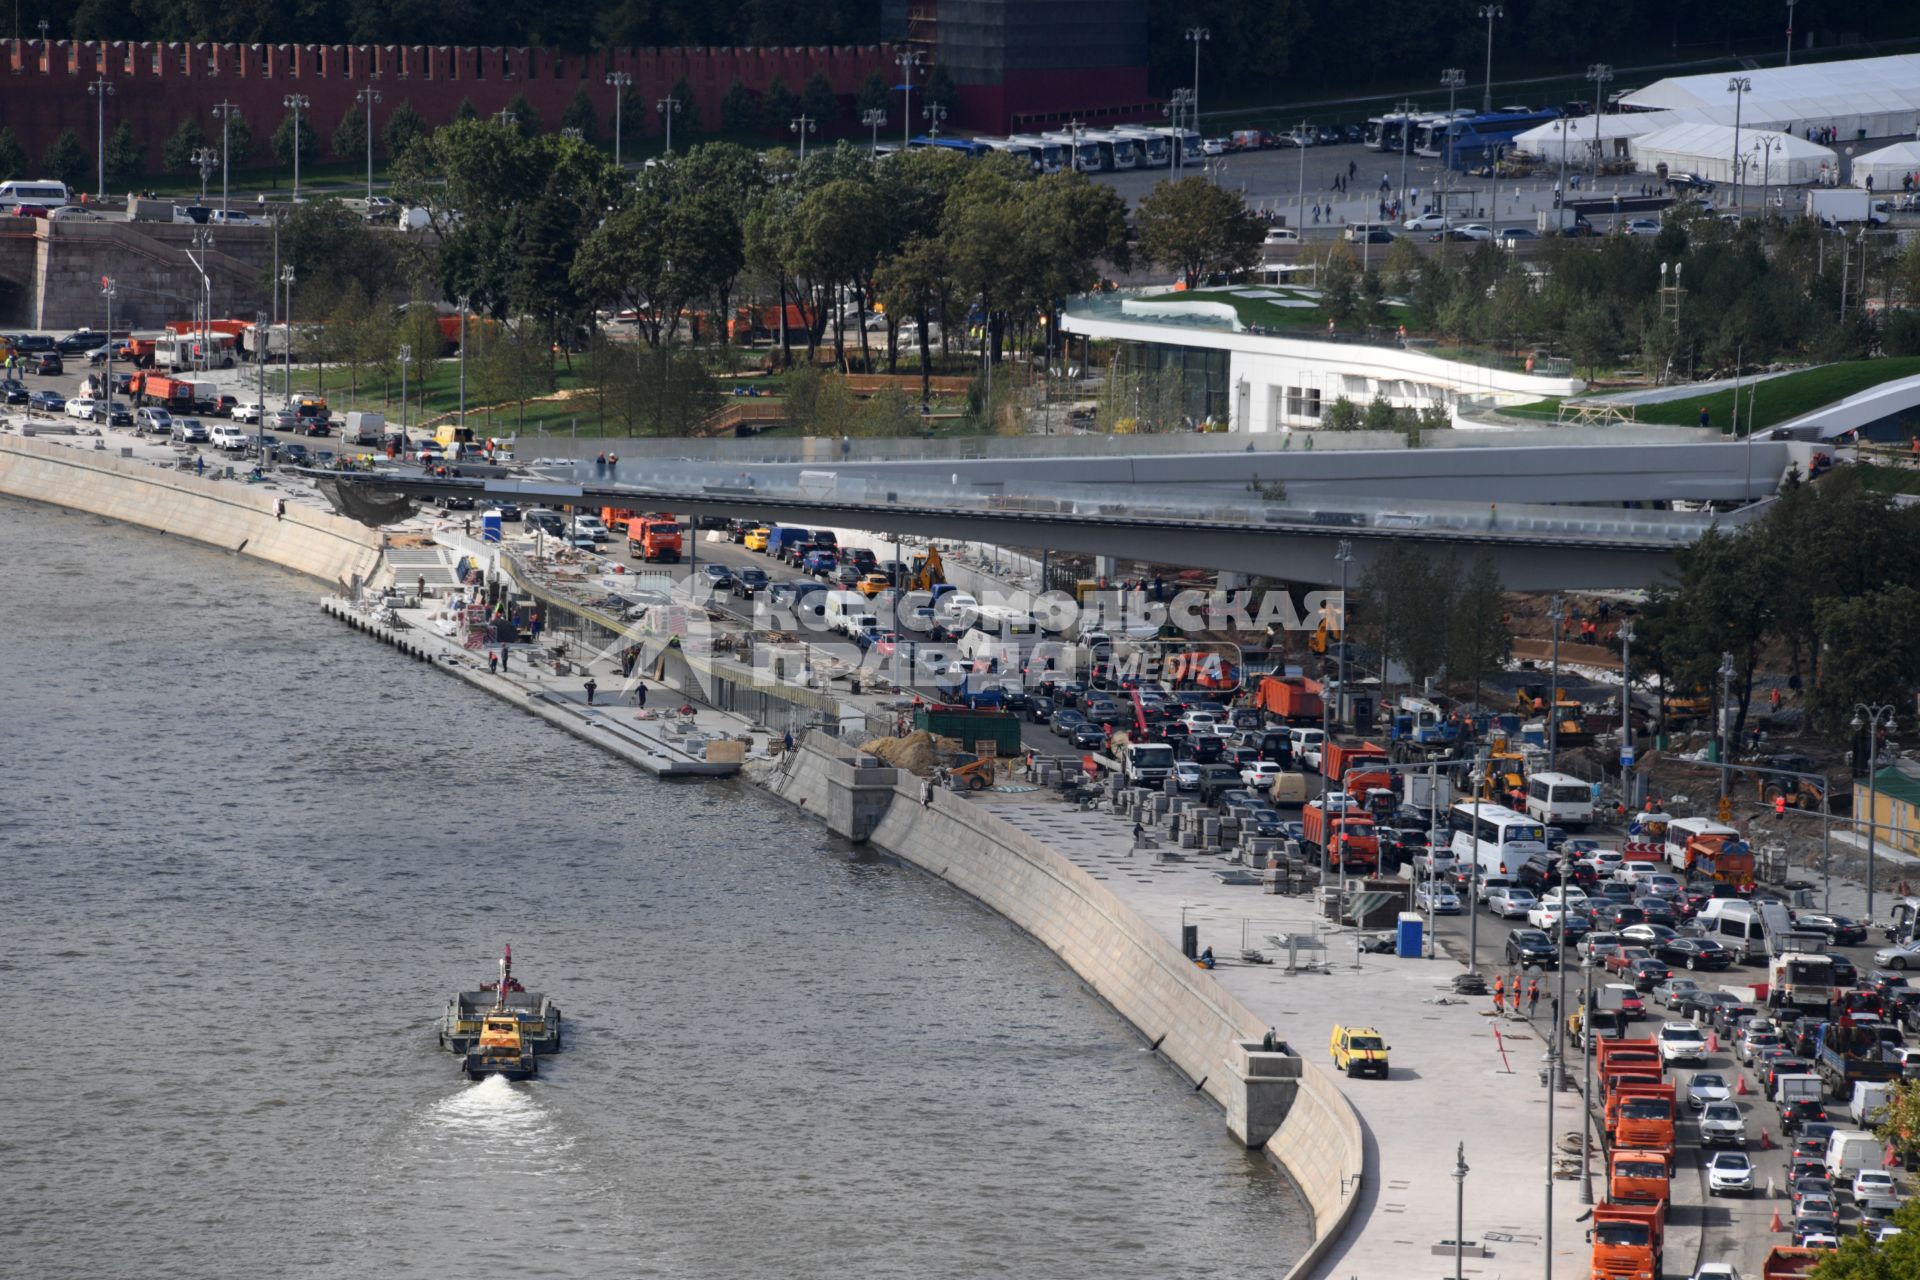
xmin=1753 ymin=133 xmax=1781 ymax=217
xmin=1619 ymin=621 xmax=1636 ymax=809
xmin=1587 ymin=64 xmax=1613 ymax=182
xmin=896 ymin=51 xmax=923 ymax=154
xmin=191 ymin=147 xmax=217 ymax=206
xmin=283 ymin=94 xmax=310 ymax=202
xmin=186 ymin=226 xmax=214 ymax=373
xmin=1065 ymin=117 xmax=1084 ymax=173
xmin=1477 ymin=6 xmax=1503 ymax=115
xmin=1292 ymin=120 xmax=1311 ymax=233
xmin=1395 ymin=97 xmax=1417 ymax=210
xmin=862 ymin=108 xmax=887 ymax=154
xmin=1441 ymin=68 xmax=1466 ymax=224
xmin=1718 ymin=652 xmax=1737 ymax=799
xmin=87 ymin=76 xmax=114 ymax=200
xmin=457 ymin=296 xmax=470 ymax=433
xmin=356 ymin=84 xmax=382 ymax=203
xmin=1452 ymin=1143 xmax=1470 ymax=1280
xmin=1728 ymin=77 xmax=1751 ymax=212
xmin=1185 ymin=26 xmax=1210 ymax=136
xmin=280 ymin=266 xmax=295 ymax=403
xmin=1164 ymin=89 xmax=1192 ymax=172
xmin=212 ymin=101 xmax=238 ymax=216
xmin=923 ymin=102 xmax=948 ymax=141
xmin=1580 ymin=955 xmax=1596 ymax=1203
xmin=102 ymin=277 xmax=116 ymax=423
xmin=657 ymin=95 xmax=681 ymax=155
xmin=397 ymin=343 xmax=411 ymax=443
xmin=493 ymin=108 xmax=518 ymax=129
xmin=1853 ymin=703 xmax=1896 ymax=922
xmin=254 ymin=310 xmax=268 ymax=462
xmin=1785 ymin=0 xmax=1798 ymax=66
xmin=1547 ymin=595 xmax=1564 ymax=770
xmin=606 ymin=71 xmax=632 ymax=170
xmin=790 ymin=114 xmax=816 ymax=162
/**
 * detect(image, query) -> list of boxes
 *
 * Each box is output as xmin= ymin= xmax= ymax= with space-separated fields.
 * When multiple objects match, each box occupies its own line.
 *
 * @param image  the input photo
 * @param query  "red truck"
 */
xmin=1590 ymin=1201 xmax=1664 ymax=1280
xmin=1609 ymin=1081 xmax=1677 ymax=1154
xmin=1300 ymin=802 xmax=1379 ymax=873
xmin=1323 ymin=741 xmax=1390 ymax=792
xmin=626 ymin=515 xmax=684 ymax=563
xmin=1252 ymin=675 xmax=1323 ymax=723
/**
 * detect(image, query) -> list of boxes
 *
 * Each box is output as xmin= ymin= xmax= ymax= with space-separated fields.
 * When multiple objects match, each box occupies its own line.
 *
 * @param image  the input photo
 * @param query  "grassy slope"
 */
xmin=1504 ymin=359 xmax=1920 ymax=431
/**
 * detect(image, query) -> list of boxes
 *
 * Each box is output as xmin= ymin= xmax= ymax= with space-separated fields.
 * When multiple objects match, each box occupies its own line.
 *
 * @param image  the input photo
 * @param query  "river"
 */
xmin=3 ymin=494 xmax=1309 ymax=1279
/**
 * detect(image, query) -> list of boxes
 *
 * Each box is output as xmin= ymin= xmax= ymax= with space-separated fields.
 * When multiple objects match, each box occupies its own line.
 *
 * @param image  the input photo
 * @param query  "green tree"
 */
xmin=1566 ymin=299 xmax=1616 ymax=378
xmin=383 ymin=101 xmax=427 ymax=162
xmin=1363 ymin=391 xmax=1399 ymax=433
xmin=1134 ymin=175 xmax=1264 ymax=288
xmin=670 ymin=77 xmax=702 ymax=134
xmin=789 ymin=176 xmax=888 ymax=368
xmin=163 ymin=118 xmax=207 ymax=174
xmin=720 ymin=80 xmax=758 ymax=135
xmin=104 ymin=120 xmax=143 ymax=189
xmin=875 ymin=235 xmax=951 ymax=403
xmin=856 ymin=71 xmax=890 ymax=116
xmin=1445 ymin=554 xmax=1512 ymax=686
xmin=799 ymin=71 xmax=840 ymax=126
xmin=454 ymin=97 xmax=480 ymax=123
xmin=760 ymin=76 xmax=799 ymax=136
xmin=559 ymin=89 xmax=598 ymax=145
xmin=271 ymin=110 xmax=317 ymax=168
xmin=924 ymin=64 xmax=957 ymax=112
xmin=331 ymin=104 xmax=368 ymax=164
xmin=0 ymin=127 xmax=28 ymax=182
xmin=219 ymin=109 xmax=253 ymax=170
xmin=1320 ymin=246 xmax=1360 ymax=327
xmin=504 ymin=92 xmax=540 ymax=139
xmin=327 ymin=282 xmax=371 ymax=397
xmin=1321 ymin=396 xmax=1363 ymax=431
xmin=42 ymin=129 xmax=87 ymax=191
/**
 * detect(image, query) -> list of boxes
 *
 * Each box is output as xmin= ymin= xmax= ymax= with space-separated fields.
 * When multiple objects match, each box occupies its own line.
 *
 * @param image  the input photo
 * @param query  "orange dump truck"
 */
xmin=1590 ymin=1201 xmax=1664 ymax=1280
xmin=626 ymin=515 xmax=684 ymax=564
xmin=1610 ymin=1082 xmax=1677 ymax=1154
xmin=1759 ymin=1246 xmax=1820 ymax=1280
xmin=1253 ymin=675 xmax=1323 ymax=722
xmin=1607 ymin=1149 xmax=1672 ymax=1205
xmin=1300 ymin=803 xmax=1379 ymax=873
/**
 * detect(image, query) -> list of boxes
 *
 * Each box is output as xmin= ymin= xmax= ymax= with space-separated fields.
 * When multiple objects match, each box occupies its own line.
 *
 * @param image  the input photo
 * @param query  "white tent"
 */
xmin=1620 ymin=53 xmax=1920 ymax=141
xmin=1629 ymin=123 xmax=1836 ymax=186
xmin=1512 ymin=111 xmax=1680 ymax=164
xmin=1852 ymin=140 xmax=1920 ymax=191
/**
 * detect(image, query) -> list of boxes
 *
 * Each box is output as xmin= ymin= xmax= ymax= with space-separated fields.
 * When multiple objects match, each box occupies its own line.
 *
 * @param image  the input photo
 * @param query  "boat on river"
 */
xmin=440 ymin=944 xmax=563 ymax=1056
xmin=463 ymin=1012 xmax=538 ymax=1081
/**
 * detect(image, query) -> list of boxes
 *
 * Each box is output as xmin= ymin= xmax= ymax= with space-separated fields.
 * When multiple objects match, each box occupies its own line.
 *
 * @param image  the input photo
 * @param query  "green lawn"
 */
xmin=1628 ymin=359 xmax=1920 ymax=433
xmin=1135 ymin=286 xmax=1410 ymax=331
xmin=1852 ymin=463 xmax=1920 ymax=495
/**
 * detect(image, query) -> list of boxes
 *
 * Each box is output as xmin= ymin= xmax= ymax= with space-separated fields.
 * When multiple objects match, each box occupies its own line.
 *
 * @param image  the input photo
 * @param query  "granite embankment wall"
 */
xmin=763 ymin=737 xmax=1365 ymax=1280
xmin=0 ymin=435 xmax=382 ymax=587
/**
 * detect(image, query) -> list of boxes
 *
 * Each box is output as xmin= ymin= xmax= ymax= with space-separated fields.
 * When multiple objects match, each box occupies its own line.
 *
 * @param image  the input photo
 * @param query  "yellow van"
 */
xmin=743 ymin=526 xmax=771 ymax=552
xmin=1267 ymin=771 xmax=1310 ymax=807
xmin=1330 ymin=1025 xmax=1390 ymax=1078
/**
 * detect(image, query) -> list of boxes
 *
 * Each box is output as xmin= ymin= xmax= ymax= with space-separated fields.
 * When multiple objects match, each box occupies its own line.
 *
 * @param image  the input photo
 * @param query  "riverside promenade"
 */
xmin=969 ymin=787 xmax=1671 ymax=1280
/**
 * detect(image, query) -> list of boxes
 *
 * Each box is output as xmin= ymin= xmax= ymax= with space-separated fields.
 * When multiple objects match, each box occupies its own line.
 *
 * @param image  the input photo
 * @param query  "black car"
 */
xmin=1505 ymin=929 xmax=1558 ymax=969
xmin=1176 ymin=736 xmax=1225 ymax=765
xmin=0 ymin=378 xmax=27 ymax=404
xmin=848 ymin=548 xmax=877 ymax=573
xmin=1634 ymin=897 xmax=1679 ymax=927
xmin=91 ymin=402 xmax=132 ymax=427
xmin=1050 ymin=708 xmax=1088 ymax=737
xmin=1796 ymin=913 xmax=1868 ymax=946
xmin=1595 ymin=904 xmax=1646 ymax=930
xmin=275 ymin=441 xmax=311 ymax=467
xmin=732 ymin=567 xmax=769 ymax=599
xmin=31 ymin=351 xmax=63 ymax=376
xmin=491 ymin=503 xmax=521 ymax=521
xmin=1826 ymin=954 xmax=1858 ymax=987
xmin=1654 ymin=937 xmax=1731 ymax=971
xmin=1025 ymin=695 xmax=1056 ymax=723
xmin=1069 ymin=723 xmax=1108 ymax=750
xmin=1196 ymin=764 xmax=1246 ymax=806
xmin=8 ymin=333 xmax=54 ymax=354
xmin=57 ymin=329 xmax=109 ymax=354
xmin=28 ymin=389 xmax=64 ymax=412
xmin=437 ymin=494 xmax=476 ymax=511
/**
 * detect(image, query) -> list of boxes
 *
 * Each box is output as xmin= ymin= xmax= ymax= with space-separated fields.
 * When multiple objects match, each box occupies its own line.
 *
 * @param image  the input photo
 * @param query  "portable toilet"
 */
xmin=480 ymin=509 xmax=503 ymax=543
xmin=1396 ymin=911 xmax=1424 ymax=959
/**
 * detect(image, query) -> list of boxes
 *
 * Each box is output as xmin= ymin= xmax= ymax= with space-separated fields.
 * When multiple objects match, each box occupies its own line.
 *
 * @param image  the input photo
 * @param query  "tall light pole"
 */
xmin=1718 ymin=652 xmax=1736 ymax=800
xmin=1334 ymin=538 xmax=1353 ymax=740
xmin=1545 ymin=853 xmax=1570 ymax=1276
xmin=606 ymin=71 xmax=631 ymax=170
xmin=1477 ymin=6 xmax=1503 ymax=114
xmin=102 ymin=277 xmax=116 ymax=422
xmin=212 ymin=100 xmax=238 ymax=217
xmin=1394 ymin=98 xmax=1417 ymax=202
xmin=1547 ymin=595 xmax=1564 ymax=770
xmin=1785 ymin=0 xmax=1798 ymax=66
xmin=397 ymin=343 xmax=411 ymax=443
xmin=87 ymin=76 xmax=114 ymax=200
xmin=493 ymin=107 xmax=518 ymax=129
xmin=1185 ymin=26 xmax=1210 ymax=135
xmin=790 ymin=114 xmax=816 ymax=162
xmin=1728 ymin=76 xmax=1751 ymax=211
xmin=1753 ymin=134 xmax=1782 ymax=217
xmin=1452 ymin=1143 xmax=1470 ymax=1280
xmin=1619 ymin=621 xmax=1636 ymax=809
xmin=356 ymin=84 xmax=381 ymax=202
xmin=1065 ymin=116 xmax=1085 ymax=173
xmin=457 ymin=295 xmax=470 ymax=433
xmin=186 ymin=225 xmax=214 ymax=372
xmin=1853 ymin=703 xmax=1896 ymax=922
xmin=283 ymin=93 xmax=310 ymax=202
xmin=1291 ymin=120 xmax=1311 ymax=233
xmin=1586 ymin=64 xmax=1613 ymax=182
xmin=923 ymin=102 xmax=948 ymax=141
xmin=1580 ymin=955 xmax=1596 ymax=1204
xmin=1441 ymin=68 xmax=1466 ymax=223
xmin=1164 ymin=89 xmax=1192 ymax=171
xmin=280 ymin=266 xmax=295 ymax=403
xmin=657 ymin=95 xmax=680 ymax=155
xmin=896 ymin=50 xmax=923 ymax=154
xmin=254 ymin=310 xmax=268 ymax=461
xmin=191 ymin=146 xmax=217 ymax=206
xmin=862 ymin=108 xmax=886 ymax=154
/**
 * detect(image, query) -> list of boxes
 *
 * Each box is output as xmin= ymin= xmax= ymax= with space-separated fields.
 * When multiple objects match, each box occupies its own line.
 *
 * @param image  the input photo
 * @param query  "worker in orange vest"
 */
xmin=1527 ymin=978 xmax=1541 ymax=1019
xmin=1492 ymin=974 xmax=1506 ymax=1014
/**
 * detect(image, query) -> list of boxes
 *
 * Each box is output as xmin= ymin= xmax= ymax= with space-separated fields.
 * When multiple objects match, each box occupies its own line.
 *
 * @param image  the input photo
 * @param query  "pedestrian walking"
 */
xmin=584 ymin=678 xmax=597 ymax=705
xmin=920 ymin=777 xmax=934 ymax=808
xmin=1132 ymin=818 xmax=1145 ymax=849
xmin=274 ymin=498 xmax=286 ymax=521
xmin=529 ymin=607 xmax=543 ymax=641
xmin=634 ymin=682 xmax=648 ymax=708
xmin=1348 ymin=159 xmax=1357 ymax=180
xmin=782 ymin=729 xmax=794 ymax=754
xmin=500 ymin=647 xmax=509 ymax=671
xmin=488 ymin=651 xmax=498 ymax=674
xmin=1527 ymin=979 xmax=1541 ymax=1019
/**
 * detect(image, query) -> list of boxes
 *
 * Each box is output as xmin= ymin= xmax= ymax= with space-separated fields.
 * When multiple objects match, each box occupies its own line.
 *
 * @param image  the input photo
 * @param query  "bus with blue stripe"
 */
xmin=1415 ymin=108 xmax=1562 ymax=167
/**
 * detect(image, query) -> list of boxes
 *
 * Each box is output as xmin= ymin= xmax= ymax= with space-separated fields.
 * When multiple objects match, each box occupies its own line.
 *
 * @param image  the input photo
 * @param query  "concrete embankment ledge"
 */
xmin=759 ymin=736 xmax=1365 ymax=1280
xmin=0 ymin=435 xmax=381 ymax=588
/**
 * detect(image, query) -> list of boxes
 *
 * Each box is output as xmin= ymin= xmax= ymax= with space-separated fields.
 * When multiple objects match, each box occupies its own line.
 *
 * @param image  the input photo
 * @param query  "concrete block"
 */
xmin=1224 ymin=1040 xmax=1302 ymax=1147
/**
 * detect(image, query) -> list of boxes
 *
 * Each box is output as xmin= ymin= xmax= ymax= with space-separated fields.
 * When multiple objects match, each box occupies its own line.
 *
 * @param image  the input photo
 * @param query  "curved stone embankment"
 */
xmin=761 ymin=740 xmax=1364 ymax=1280
xmin=0 ymin=436 xmax=382 ymax=587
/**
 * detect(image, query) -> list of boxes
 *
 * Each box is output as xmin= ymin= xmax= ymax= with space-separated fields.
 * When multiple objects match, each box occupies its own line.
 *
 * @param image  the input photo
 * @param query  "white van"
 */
xmin=1525 ymin=771 xmax=1595 ymax=827
xmin=342 ymin=411 xmax=385 ymax=445
xmin=0 ymin=179 xmax=71 ymax=209
xmin=822 ymin=589 xmax=869 ymax=634
xmin=1825 ymin=1128 xmax=1881 ymax=1182
xmin=1695 ymin=898 xmax=1793 ymax=963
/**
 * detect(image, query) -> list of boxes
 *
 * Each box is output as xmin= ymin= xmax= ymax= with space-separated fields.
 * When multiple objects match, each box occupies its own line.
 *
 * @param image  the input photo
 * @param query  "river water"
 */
xmin=3 ymin=495 xmax=1309 ymax=1279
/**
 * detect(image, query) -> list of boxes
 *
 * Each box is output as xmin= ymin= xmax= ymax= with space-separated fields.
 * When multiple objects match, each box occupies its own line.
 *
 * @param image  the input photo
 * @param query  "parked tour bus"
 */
xmin=1524 ymin=771 xmax=1596 ymax=828
xmin=1448 ymin=801 xmax=1550 ymax=877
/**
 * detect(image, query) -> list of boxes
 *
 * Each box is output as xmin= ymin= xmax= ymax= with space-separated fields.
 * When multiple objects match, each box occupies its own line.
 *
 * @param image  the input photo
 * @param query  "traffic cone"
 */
xmin=1736 ymin=1074 xmax=1749 ymax=1095
xmin=1761 ymin=1128 xmax=1774 ymax=1150
xmin=1770 ymin=1208 xmax=1784 ymax=1233
xmin=1707 ymin=1030 xmax=1719 ymax=1053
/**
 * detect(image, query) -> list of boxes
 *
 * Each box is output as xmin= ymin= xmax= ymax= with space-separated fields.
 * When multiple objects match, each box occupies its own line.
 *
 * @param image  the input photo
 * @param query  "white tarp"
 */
xmin=1851 ymin=140 xmax=1920 ymax=192
xmin=1620 ymin=53 xmax=1920 ymax=141
xmin=1512 ymin=111 xmax=1680 ymax=163
xmin=1628 ymin=124 xmax=1837 ymax=186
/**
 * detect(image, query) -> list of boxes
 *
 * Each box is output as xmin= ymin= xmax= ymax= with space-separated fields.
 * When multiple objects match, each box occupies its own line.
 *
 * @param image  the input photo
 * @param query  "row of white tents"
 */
xmin=1512 ymin=53 xmax=1920 ymax=188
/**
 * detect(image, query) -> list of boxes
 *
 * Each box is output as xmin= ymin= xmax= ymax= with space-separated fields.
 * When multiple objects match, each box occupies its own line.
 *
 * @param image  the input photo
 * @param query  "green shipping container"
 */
xmin=914 ymin=709 xmax=1023 ymax=758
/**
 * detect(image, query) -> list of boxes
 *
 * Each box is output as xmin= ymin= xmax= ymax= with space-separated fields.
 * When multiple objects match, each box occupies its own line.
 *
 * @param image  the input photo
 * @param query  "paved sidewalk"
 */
xmin=977 ymin=789 xmax=1613 ymax=1280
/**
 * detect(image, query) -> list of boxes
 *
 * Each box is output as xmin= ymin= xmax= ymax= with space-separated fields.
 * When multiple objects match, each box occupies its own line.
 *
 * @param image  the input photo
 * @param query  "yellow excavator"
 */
xmin=1309 ymin=615 xmax=1340 ymax=656
xmin=908 ymin=546 xmax=946 ymax=592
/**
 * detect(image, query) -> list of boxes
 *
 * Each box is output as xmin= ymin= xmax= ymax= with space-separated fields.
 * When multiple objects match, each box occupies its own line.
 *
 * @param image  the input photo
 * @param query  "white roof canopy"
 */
xmin=1629 ymin=124 xmax=1837 ymax=186
xmin=1620 ymin=53 xmax=1920 ymax=138
xmin=1851 ymin=140 xmax=1920 ymax=190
